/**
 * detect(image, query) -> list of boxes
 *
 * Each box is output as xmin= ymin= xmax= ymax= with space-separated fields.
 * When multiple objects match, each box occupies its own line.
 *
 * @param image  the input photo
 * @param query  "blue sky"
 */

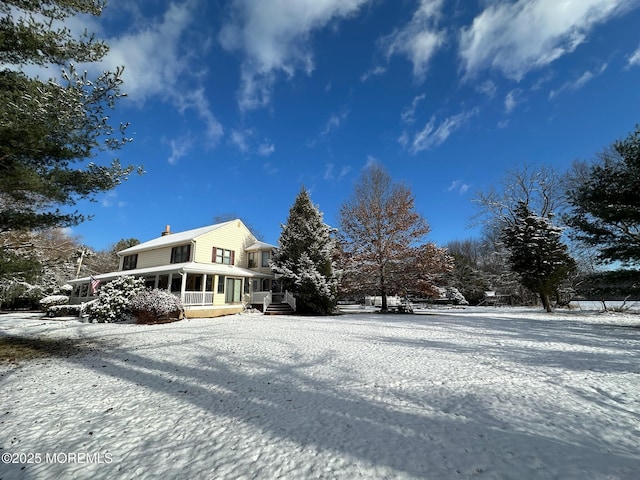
xmin=64 ymin=0 xmax=640 ymax=250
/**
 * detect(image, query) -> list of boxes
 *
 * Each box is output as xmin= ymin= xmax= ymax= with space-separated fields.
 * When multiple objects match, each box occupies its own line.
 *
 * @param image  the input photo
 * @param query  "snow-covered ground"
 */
xmin=1 ymin=307 xmax=639 ymax=479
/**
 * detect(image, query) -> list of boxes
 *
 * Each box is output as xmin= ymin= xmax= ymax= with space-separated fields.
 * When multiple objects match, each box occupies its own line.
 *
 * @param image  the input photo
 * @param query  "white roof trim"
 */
xmin=68 ymin=262 xmax=271 ymax=284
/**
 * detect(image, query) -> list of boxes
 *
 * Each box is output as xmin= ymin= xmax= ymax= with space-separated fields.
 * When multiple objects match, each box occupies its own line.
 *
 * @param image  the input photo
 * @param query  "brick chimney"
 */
xmin=161 ymin=224 xmax=171 ymax=236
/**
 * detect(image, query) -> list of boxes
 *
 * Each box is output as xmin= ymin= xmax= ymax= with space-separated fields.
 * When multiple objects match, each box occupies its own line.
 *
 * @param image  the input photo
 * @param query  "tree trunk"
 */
xmin=540 ymin=291 xmax=553 ymax=312
xmin=380 ymin=267 xmax=388 ymax=313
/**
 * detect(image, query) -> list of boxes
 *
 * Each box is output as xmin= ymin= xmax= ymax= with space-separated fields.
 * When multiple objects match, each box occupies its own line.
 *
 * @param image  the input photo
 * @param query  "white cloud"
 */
xmin=105 ymin=2 xmax=193 ymax=102
xmin=448 ymin=179 xmax=471 ymax=195
xmin=100 ymin=191 xmax=126 ymax=208
xmin=321 ymin=110 xmax=350 ymax=136
xmin=379 ymin=0 xmax=446 ymax=82
xmin=174 ymin=88 xmax=224 ymax=145
xmin=103 ymin=1 xmax=224 ymax=145
xmin=323 ymin=163 xmax=351 ymax=181
xmin=258 ymin=142 xmax=275 ymax=157
xmin=403 ymin=108 xmax=479 ymax=154
xmin=365 ymin=155 xmax=379 ymax=169
xmin=219 ymin=0 xmax=371 ymax=110
xmin=230 ymin=128 xmax=275 ymax=156
xmin=230 ymin=128 xmax=252 ymax=153
xmin=549 ymin=63 xmax=607 ymax=98
xmin=401 ymin=94 xmax=426 ymax=124
xmin=628 ymin=44 xmax=640 ymax=66
xmin=504 ymin=89 xmax=521 ymax=113
xmin=476 ymin=80 xmax=497 ymax=98
xmin=360 ymin=65 xmax=387 ymax=82
xmin=459 ymin=0 xmax=637 ymax=80
xmin=165 ymin=135 xmax=194 ymax=165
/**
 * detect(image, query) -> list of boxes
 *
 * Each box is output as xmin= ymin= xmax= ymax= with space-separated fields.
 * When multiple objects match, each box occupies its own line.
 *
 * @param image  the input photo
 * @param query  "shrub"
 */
xmin=130 ymin=289 xmax=184 ymax=324
xmin=86 ymin=276 xmax=146 ymax=323
xmin=0 ymin=281 xmax=44 ymax=310
xmin=39 ymin=295 xmax=70 ymax=311
xmin=46 ymin=304 xmax=83 ymax=317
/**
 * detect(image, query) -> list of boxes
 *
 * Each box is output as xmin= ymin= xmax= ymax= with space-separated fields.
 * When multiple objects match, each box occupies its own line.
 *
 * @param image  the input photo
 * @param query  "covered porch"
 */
xmin=68 ymin=262 xmax=287 ymax=317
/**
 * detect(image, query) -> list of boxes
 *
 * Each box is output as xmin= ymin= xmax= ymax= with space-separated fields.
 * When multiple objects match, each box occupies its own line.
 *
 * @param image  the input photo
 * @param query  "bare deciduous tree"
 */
xmin=473 ymin=163 xmax=565 ymax=233
xmin=338 ymin=163 xmax=450 ymax=311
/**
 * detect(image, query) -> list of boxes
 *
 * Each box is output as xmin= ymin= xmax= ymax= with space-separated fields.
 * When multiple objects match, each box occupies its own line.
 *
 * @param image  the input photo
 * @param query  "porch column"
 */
xmin=201 ymin=274 xmax=207 ymax=306
xmin=180 ymin=272 xmax=187 ymax=304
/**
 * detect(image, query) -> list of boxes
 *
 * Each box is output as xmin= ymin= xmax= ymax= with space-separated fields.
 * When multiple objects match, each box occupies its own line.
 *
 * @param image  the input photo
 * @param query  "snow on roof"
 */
xmin=245 ymin=240 xmax=278 ymax=251
xmin=118 ymin=220 xmax=238 ymax=256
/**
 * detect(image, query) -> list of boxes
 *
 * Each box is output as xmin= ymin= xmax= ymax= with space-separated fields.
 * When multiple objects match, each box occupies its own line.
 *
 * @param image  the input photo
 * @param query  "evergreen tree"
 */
xmin=565 ymin=126 xmax=640 ymax=265
xmin=0 ymin=0 xmax=141 ymax=233
xmin=271 ymin=187 xmax=338 ymax=315
xmin=502 ymin=202 xmax=576 ymax=312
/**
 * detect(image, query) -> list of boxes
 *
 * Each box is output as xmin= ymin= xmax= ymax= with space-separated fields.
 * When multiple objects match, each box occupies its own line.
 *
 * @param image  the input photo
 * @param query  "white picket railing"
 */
xmin=182 ymin=291 xmax=214 ymax=306
xmin=284 ymin=291 xmax=296 ymax=311
xmin=262 ymin=292 xmax=272 ymax=312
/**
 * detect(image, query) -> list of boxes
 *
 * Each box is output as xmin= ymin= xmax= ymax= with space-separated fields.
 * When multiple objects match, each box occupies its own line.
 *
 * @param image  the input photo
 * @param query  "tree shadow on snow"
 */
xmin=3 ymin=317 xmax=640 ymax=479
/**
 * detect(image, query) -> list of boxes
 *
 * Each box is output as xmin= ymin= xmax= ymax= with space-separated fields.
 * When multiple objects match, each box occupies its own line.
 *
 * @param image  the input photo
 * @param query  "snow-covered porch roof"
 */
xmin=245 ymin=240 xmax=278 ymax=251
xmin=68 ymin=262 xmax=272 ymax=285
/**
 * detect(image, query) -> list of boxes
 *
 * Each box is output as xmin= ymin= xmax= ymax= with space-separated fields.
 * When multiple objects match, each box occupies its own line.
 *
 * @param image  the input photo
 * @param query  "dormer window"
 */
xmin=248 ymin=252 xmax=257 ymax=268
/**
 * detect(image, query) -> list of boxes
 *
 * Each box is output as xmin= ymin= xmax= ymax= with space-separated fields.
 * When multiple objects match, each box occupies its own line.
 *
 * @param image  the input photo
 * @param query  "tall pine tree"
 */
xmin=0 ymin=0 xmax=140 ymax=233
xmin=565 ymin=126 xmax=640 ymax=265
xmin=502 ymin=202 xmax=576 ymax=312
xmin=271 ymin=187 xmax=338 ymax=315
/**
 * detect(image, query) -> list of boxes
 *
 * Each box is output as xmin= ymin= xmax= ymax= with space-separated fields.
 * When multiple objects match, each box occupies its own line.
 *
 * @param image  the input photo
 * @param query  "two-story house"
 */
xmin=68 ymin=219 xmax=291 ymax=318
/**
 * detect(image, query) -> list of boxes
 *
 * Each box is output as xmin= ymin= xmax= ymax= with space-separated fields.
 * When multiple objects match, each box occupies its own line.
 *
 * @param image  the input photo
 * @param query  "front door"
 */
xmin=225 ymin=277 xmax=242 ymax=303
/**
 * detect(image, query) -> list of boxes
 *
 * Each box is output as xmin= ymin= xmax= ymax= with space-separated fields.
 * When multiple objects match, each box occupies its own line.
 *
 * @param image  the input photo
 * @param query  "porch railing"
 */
xmin=182 ymin=291 xmax=214 ymax=306
xmin=284 ymin=291 xmax=296 ymax=311
xmin=262 ymin=292 xmax=272 ymax=312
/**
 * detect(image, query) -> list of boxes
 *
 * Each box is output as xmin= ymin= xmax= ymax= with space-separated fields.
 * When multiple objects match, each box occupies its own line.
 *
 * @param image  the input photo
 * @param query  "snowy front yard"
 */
xmin=1 ymin=308 xmax=639 ymax=479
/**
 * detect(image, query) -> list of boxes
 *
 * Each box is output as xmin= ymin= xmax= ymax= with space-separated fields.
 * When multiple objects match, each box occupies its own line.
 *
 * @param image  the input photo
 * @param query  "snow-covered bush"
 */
xmin=0 ymin=281 xmax=44 ymax=310
xmin=130 ymin=289 xmax=184 ymax=324
xmin=39 ymin=295 xmax=69 ymax=311
xmin=435 ymin=286 xmax=469 ymax=305
xmin=46 ymin=304 xmax=83 ymax=317
xmin=86 ymin=276 xmax=145 ymax=323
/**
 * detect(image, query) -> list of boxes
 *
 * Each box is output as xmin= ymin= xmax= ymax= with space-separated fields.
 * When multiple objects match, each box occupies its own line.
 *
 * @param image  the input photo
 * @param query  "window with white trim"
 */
xmin=261 ymin=251 xmax=270 ymax=267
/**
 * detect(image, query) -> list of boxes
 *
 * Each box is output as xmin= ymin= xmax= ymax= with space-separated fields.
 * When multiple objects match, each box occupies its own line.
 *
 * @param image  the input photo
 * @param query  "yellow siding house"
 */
xmin=68 ymin=219 xmax=289 ymax=318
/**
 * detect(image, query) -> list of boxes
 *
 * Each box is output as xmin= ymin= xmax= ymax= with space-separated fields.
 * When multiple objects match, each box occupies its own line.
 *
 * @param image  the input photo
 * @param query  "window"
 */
xmin=248 ymin=252 xmax=257 ymax=268
xmin=213 ymin=247 xmax=234 ymax=265
xmin=122 ymin=254 xmax=138 ymax=270
xmin=217 ymin=275 xmax=225 ymax=294
xmin=261 ymin=251 xmax=270 ymax=267
xmin=171 ymin=244 xmax=191 ymax=263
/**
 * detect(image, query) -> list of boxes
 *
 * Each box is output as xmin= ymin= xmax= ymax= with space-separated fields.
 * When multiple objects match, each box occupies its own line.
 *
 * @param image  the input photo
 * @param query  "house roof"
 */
xmin=118 ymin=220 xmax=239 ymax=256
xmin=245 ymin=240 xmax=278 ymax=251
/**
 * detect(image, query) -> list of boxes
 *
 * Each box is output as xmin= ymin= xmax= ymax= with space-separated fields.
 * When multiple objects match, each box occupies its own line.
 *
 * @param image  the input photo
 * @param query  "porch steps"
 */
xmin=264 ymin=302 xmax=295 ymax=315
